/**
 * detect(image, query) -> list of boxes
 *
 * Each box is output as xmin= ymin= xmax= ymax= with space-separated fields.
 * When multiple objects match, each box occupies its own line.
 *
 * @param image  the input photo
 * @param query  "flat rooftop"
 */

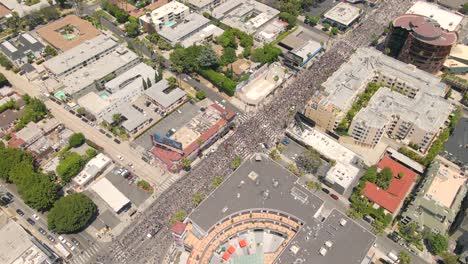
xmin=37 ymin=15 xmax=101 ymax=51
xmin=323 ymin=2 xmax=361 ymax=26
xmin=180 ymin=23 xmax=224 ymax=47
xmin=0 ymin=33 xmax=44 ymax=61
xmin=406 ymin=1 xmax=463 ymax=31
xmin=425 ymin=160 xmax=466 ymax=208
xmin=188 ymin=154 xmax=375 ymax=264
xmin=43 ymin=35 xmax=118 ymax=76
xmin=319 ymin=47 xmax=446 ymax=116
xmin=144 ymin=79 xmax=186 ymax=109
xmin=158 ymin=13 xmax=211 ymax=44
xmin=61 ymin=47 xmax=138 ymax=96
xmin=139 ymin=1 xmax=188 ymax=26
xmin=212 ymin=0 xmax=280 ymax=35
xmin=91 ymin=177 xmax=130 ymax=213
xmin=187 ymin=0 xmax=214 ymax=8
xmin=104 ymin=62 xmax=154 ymax=93
xmin=354 ymin=87 xmax=453 ymax=133
xmin=290 ymin=126 xmax=361 ymax=190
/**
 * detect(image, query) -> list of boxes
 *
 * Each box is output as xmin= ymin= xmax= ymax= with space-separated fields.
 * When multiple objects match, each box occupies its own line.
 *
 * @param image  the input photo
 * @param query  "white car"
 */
xmin=58 ymin=236 xmax=66 ymax=244
xmin=32 ymin=214 xmax=40 ymax=220
xmin=117 ymin=155 xmax=124 ymax=161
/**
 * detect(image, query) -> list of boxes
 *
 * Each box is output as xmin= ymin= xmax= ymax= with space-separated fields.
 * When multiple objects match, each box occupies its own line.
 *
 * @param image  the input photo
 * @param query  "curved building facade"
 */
xmin=385 ymin=14 xmax=457 ymax=73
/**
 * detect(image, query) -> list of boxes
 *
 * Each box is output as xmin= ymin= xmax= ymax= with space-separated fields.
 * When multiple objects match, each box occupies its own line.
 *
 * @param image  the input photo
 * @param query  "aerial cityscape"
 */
xmin=0 ymin=0 xmax=466 ymax=264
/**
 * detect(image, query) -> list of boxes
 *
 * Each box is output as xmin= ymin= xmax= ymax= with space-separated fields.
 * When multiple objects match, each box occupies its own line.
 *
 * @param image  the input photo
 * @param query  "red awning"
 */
xmin=239 ymin=240 xmax=247 ymax=248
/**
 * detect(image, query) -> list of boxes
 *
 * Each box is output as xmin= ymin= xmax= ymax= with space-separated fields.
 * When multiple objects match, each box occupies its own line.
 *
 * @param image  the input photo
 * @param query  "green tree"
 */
xmin=48 ymin=193 xmax=97 ymax=234
xmin=195 ymin=90 xmax=207 ymax=100
xmin=216 ymin=30 xmax=237 ymax=48
xmin=251 ymin=44 xmax=282 ymax=64
xmin=76 ymin=107 xmax=86 ymax=115
xmin=19 ymin=172 xmax=59 ymax=211
xmin=85 ymin=148 xmax=97 ymax=160
xmin=306 ymin=15 xmax=320 ymax=26
xmin=220 ymin=47 xmax=237 ymax=66
xmin=125 ymin=21 xmax=140 ymax=37
xmin=330 ymin=27 xmax=339 ymax=35
xmin=68 ymin=133 xmax=85 ymax=148
xmin=16 ymin=96 xmax=48 ymax=130
xmin=426 ymin=233 xmax=448 ymax=255
xmin=375 ymin=167 xmax=393 ymax=190
xmin=322 ymin=23 xmax=330 ymax=31
xmin=56 ymin=152 xmax=85 ymax=183
xmin=441 ymin=253 xmax=459 ymax=264
xmin=169 ymin=210 xmax=187 ymax=225
xmin=167 ymin=76 xmax=178 ymax=89
xmin=295 ymin=147 xmax=322 ymax=174
xmin=197 ymin=45 xmax=219 ymax=68
xmin=0 ymin=73 xmax=9 ymax=87
xmin=399 ymin=251 xmax=412 ymax=264
xmin=181 ymin=158 xmax=191 ymax=170
xmin=462 ymin=3 xmax=468 ymax=14
xmin=231 ymin=155 xmax=242 ymax=169
xmin=210 ymin=176 xmax=223 ymax=189
xmin=192 ymin=193 xmax=205 ymax=206
xmin=44 ymin=45 xmax=57 ymax=57
xmin=279 ymin=12 xmax=297 ymax=29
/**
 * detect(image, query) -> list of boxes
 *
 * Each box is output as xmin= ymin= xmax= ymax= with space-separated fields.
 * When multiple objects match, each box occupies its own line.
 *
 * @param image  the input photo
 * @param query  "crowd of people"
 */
xmin=97 ymin=1 xmax=415 ymax=263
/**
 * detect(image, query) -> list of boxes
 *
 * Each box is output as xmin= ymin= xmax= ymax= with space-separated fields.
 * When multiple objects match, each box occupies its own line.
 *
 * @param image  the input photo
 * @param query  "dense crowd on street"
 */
xmin=97 ymin=1 xmax=415 ymax=263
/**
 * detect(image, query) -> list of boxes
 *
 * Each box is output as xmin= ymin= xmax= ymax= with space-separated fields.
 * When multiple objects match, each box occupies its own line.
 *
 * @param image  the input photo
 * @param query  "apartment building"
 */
xmin=139 ymin=1 xmax=190 ymax=32
xmin=349 ymin=88 xmax=453 ymax=151
xmin=304 ymin=47 xmax=447 ymax=134
xmin=186 ymin=0 xmax=227 ymax=12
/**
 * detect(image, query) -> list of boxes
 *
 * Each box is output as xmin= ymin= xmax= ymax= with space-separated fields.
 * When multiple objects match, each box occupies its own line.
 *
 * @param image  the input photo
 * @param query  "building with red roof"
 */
xmin=151 ymin=103 xmax=235 ymax=172
xmin=222 ymin=252 xmax=230 ymax=261
xmin=385 ymin=14 xmax=458 ymax=73
xmin=227 ymin=245 xmax=236 ymax=254
xmin=363 ymin=156 xmax=417 ymax=214
xmin=170 ymin=221 xmax=187 ymax=248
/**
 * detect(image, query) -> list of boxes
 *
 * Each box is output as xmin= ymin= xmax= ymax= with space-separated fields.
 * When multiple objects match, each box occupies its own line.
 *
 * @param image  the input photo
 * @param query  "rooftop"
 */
xmin=323 ymin=2 xmax=361 ymax=26
xmin=130 ymin=0 xmax=169 ymax=18
xmin=0 ymin=212 xmax=48 ymax=264
xmin=319 ymin=47 xmax=446 ymax=118
xmin=144 ymin=79 xmax=186 ymax=109
xmin=73 ymin=153 xmax=111 ymax=186
xmin=0 ymin=3 xmax=11 ymax=18
xmin=158 ymin=13 xmax=212 ymax=44
xmin=363 ymin=156 xmax=418 ymax=213
xmin=60 ymin=47 xmax=139 ymax=96
xmin=425 ymin=159 xmax=466 ymax=208
xmin=0 ymin=33 xmax=44 ymax=61
xmin=290 ymin=126 xmax=362 ymax=190
xmin=406 ymin=1 xmax=463 ymax=31
xmin=393 ymin=14 xmax=458 ymax=46
xmin=104 ymin=62 xmax=155 ymax=93
xmin=212 ymin=0 xmax=280 ymax=35
xmin=186 ymin=0 xmax=215 ymax=9
xmin=180 ymin=23 xmax=224 ymax=47
xmin=188 ymin=154 xmax=375 ymax=264
xmin=15 ymin=122 xmax=42 ymax=143
xmin=103 ymin=104 xmax=149 ymax=133
xmin=2 ymin=0 xmax=50 ymax=17
xmin=139 ymin=1 xmax=189 ymax=26
xmin=37 ymin=15 xmax=101 ymax=51
xmin=353 ymin=87 xmax=453 ymax=133
xmin=91 ymin=177 xmax=130 ymax=212
xmin=43 ymin=35 xmax=118 ymax=76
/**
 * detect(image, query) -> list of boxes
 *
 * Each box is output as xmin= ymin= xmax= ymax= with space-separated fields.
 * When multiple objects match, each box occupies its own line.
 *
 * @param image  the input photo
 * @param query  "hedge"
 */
xmin=199 ymin=69 xmax=237 ymax=96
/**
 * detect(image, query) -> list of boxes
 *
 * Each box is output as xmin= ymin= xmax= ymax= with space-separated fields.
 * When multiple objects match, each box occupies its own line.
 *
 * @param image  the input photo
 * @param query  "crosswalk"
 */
xmin=69 ymin=243 xmax=102 ymax=264
xmin=236 ymin=113 xmax=251 ymax=125
xmin=157 ymin=174 xmax=181 ymax=193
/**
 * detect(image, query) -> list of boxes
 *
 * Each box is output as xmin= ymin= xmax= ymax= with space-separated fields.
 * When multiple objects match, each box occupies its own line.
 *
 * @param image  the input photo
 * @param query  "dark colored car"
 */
xmin=114 ymin=138 xmax=121 ymax=144
xmin=99 ymin=129 xmax=106 ymax=134
xmin=5 ymin=192 xmax=14 ymax=200
xmin=105 ymin=133 xmax=112 ymax=138
xmin=27 ymin=218 xmax=35 ymax=225
xmin=81 ymin=118 xmax=88 ymax=123
xmin=321 ymin=188 xmax=330 ymax=194
xmin=47 ymin=235 xmax=56 ymax=243
xmin=1 ymin=196 xmax=11 ymax=204
xmin=330 ymin=194 xmax=339 ymax=200
xmin=71 ymin=238 xmax=80 ymax=246
xmin=38 ymin=227 xmax=47 ymax=236
xmin=16 ymin=209 xmax=25 ymax=216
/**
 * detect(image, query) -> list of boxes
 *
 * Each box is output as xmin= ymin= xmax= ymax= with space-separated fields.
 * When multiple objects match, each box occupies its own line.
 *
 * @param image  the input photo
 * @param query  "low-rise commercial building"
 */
xmin=304 ymin=47 xmax=447 ymax=134
xmin=102 ymin=104 xmax=150 ymax=135
xmin=91 ymin=177 xmax=131 ymax=213
xmin=139 ymin=1 xmax=190 ymax=32
xmin=2 ymin=0 xmax=51 ymax=17
xmin=73 ymin=153 xmax=112 ymax=189
xmin=323 ymin=2 xmax=361 ymax=30
xmin=444 ymin=44 xmax=468 ymax=74
xmin=158 ymin=13 xmax=223 ymax=46
xmin=0 ymin=211 xmax=59 ymax=264
xmin=0 ymin=33 xmax=44 ymax=67
xmin=406 ymin=1 xmax=463 ymax=32
xmin=212 ymin=0 xmax=280 ymax=36
xmin=0 ymin=3 xmax=12 ymax=31
xmin=288 ymin=126 xmax=364 ymax=194
xmin=278 ymin=28 xmax=322 ymax=67
xmin=401 ymin=158 xmax=467 ymax=234
xmin=349 ymin=87 xmax=453 ymax=151
xmin=363 ymin=156 xmax=418 ymax=215
xmin=144 ymin=79 xmax=186 ymax=116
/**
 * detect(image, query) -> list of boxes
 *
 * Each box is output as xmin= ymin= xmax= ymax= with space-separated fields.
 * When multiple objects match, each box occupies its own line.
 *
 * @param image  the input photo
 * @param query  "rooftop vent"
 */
xmin=339 ymin=218 xmax=347 ymax=226
xmin=319 ymin=247 xmax=328 ymax=256
xmin=325 ymin=241 xmax=333 ymax=248
xmin=272 ymin=179 xmax=279 ymax=188
xmin=248 ymin=171 xmax=258 ymax=181
xmin=290 ymin=245 xmax=300 ymax=254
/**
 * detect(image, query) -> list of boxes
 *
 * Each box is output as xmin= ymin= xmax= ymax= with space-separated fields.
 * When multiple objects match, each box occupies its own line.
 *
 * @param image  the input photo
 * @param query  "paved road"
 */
xmin=0 ymin=68 xmax=169 ymax=188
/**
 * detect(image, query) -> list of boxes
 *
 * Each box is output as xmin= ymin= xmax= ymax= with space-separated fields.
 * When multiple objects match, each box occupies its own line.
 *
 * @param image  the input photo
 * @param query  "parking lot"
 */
xmin=105 ymin=169 xmax=151 ymax=207
xmin=133 ymin=102 xmax=200 ymax=151
xmin=443 ymin=115 xmax=468 ymax=166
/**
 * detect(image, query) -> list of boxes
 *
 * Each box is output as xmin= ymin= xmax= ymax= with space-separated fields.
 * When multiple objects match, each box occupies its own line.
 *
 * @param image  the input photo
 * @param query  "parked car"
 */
xmin=27 ymin=218 xmax=35 ymax=225
xmin=32 ymin=214 xmax=40 ymax=220
xmin=16 ymin=209 xmax=25 ymax=216
xmin=105 ymin=133 xmax=112 ymax=138
xmin=281 ymin=138 xmax=290 ymax=145
xmin=71 ymin=237 xmax=80 ymax=246
xmin=5 ymin=192 xmax=14 ymax=200
xmin=58 ymin=235 xmax=66 ymax=244
xmin=1 ymin=196 xmax=11 ymax=204
xmin=38 ymin=227 xmax=47 ymax=236
xmin=321 ymin=188 xmax=330 ymax=194
xmin=114 ymin=138 xmax=121 ymax=144
xmin=330 ymin=194 xmax=339 ymax=200
xmin=47 ymin=235 xmax=56 ymax=243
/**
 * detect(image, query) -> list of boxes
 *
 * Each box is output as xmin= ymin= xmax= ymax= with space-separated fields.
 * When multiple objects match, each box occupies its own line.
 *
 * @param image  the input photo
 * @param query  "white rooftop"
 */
xmin=91 ymin=177 xmax=130 ymax=213
xmin=73 ymin=153 xmax=111 ymax=187
xmin=159 ymin=13 xmax=211 ymax=44
xmin=180 ymin=23 xmax=224 ymax=47
xmin=105 ymin=62 xmax=155 ymax=93
xmin=323 ymin=2 xmax=361 ymax=26
xmin=139 ymin=1 xmax=189 ymax=26
xmin=291 ymin=40 xmax=322 ymax=61
xmin=44 ymin=35 xmax=118 ymax=76
xmin=294 ymin=127 xmax=362 ymax=190
xmin=406 ymin=1 xmax=463 ymax=31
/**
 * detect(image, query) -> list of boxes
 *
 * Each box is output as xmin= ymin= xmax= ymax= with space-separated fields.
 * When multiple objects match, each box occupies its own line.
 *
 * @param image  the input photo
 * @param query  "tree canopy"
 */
xmin=398 ymin=251 xmax=412 ymax=264
xmin=69 ymin=133 xmax=85 ymax=148
xmin=48 ymin=193 xmax=97 ymax=234
xmin=426 ymin=233 xmax=448 ymax=256
xmin=296 ymin=147 xmax=322 ymax=174
xmin=251 ymin=44 xmax=282 ymax=64
xmin=56 ymin=152 xmax=85 ymax=184
xmin=16 ymin=95 xmax=48 ymax=130
xmin=279 ymin=12 xmax=297 ymax=29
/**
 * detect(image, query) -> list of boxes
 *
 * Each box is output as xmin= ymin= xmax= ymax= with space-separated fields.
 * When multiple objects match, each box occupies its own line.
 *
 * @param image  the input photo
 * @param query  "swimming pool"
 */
xmin=54 ymin=91 xmax=66 ymax=100
xmin=99 ymin=91 xmax=110 ymax=99
xmin=166 ymin=21 xmax=176 ymax=27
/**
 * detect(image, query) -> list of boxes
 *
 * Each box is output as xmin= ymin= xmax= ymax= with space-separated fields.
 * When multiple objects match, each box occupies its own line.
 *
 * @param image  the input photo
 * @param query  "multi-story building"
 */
xmin=385 ymin=13 xmax=458 ymax=74
xmin=349 ymin=87 xmax=453 ymax=151
xmin=303 ymin=47 xmax=448 ymax=139
xmin=323 ymin=2 xmax=362 ymax=30
xmin=401 ymin=158 xmax=467 ymax=234
xmin=0 ymin=33 xmax=44 ymax=67
xmin=139 ymin=1 xmax=190 ymax=32
xmin=186 ymin=0 xmax=227 ymax=12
